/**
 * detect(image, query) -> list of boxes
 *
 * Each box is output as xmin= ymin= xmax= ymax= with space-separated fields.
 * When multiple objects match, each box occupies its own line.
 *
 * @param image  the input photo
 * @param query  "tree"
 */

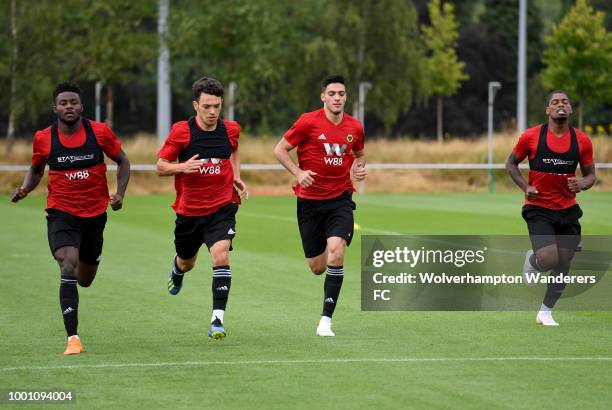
xmin=73 ymin=1 xmax=156 ymax=128
xmin=1 ymin=0 xmax=75 ymax=143
xmin=6 ymin=0 xmax=18 ymax=148
xmin=480 ymin=0 xmax=544 ymax=128
xmin=421 ymin=0 xmax=469 ymax=143
xmin=0 ymin=3 xmax=9 ymax=135
xmin=169 ymin=0 xmax=307 ymax=133
xmin=541 ymin=0 xmax=612 ymax=128
xmin=302 ymin=0 xmax=425 ymax=134
xmin=398 ymin=0 xmax=545 ymax=137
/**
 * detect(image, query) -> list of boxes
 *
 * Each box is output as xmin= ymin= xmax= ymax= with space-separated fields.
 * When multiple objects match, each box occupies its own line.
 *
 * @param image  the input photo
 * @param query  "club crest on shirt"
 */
xmin=346 ymin=134 xmax=353 ymax=143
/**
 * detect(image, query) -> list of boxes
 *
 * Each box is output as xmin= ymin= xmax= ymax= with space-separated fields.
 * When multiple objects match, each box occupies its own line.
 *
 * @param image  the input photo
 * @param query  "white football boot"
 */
xmin=316 ymin=316 xmax=335 ymax=337
xmin=536 ymin=309 xmax=559 ymax=326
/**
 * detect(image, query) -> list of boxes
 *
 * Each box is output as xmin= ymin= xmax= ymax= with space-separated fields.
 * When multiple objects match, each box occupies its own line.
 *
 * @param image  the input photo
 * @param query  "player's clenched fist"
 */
xmin=10 ymin=187 xmax=28 ymax=203
xmin=524 ymin=185 xmax=539 ymax=201
xmin=296 ymin=169 xmax=317 ymax=187
xmin=181 ymin=154 xmax=204 ymax=173
xmin=110 ymin=193 xmax=124 ymax=211
xmin=566 ymin=177 xmax=582 ymax=193
xmin=352 ymin=163 xmax=366 ymax=181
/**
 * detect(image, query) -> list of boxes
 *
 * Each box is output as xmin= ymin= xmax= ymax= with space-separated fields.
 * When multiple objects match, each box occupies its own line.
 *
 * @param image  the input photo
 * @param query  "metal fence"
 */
xmin=2 ymin=163 xmax=612 ymax=171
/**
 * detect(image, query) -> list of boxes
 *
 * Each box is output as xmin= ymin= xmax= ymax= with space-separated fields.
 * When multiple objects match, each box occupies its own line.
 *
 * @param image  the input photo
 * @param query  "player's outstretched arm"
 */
xmin=10 ymin=163 xmax=45 ymax=203
xmin=352 ymin=150 xmax=367 ymax=181
xmin=109 ymin=149 xmax=130 ymax=211
xmin=505 ymin=151 xmax=538 ymax=200
xmin=274 ymin=138 xmax=317 ymax=187
xmin=156 ymin=155 xmax=203 ymax=176
xmin=567 ymin=163 xmax=596 ymax=193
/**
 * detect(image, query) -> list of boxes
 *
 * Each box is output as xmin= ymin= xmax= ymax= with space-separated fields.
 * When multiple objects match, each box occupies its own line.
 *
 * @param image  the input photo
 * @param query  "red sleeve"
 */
xmin=225 ymin=121 xmax=240 ymax=151
xmin=157 ymin=122 xmax=190 ymax=161
xmin=576 ymin=131 xmax=594 ymax=166
xmin=94 ymin=123 xmax=122 ymax=159
xmin=283 ymin=114 xmax=309 ymax=146
xmin=31 ymin=129 xmax=51 ymax=166
xmin=354 ymin=122 xmax=365 ymax=152
xmin=513 ymin=129 xmax=535 ymax=160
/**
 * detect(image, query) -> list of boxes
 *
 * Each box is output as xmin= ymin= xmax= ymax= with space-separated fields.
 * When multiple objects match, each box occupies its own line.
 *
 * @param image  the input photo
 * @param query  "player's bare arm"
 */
xmin=156 ymin=155 xmax=204 ymax=176
xmin=109 ymin=149 xmax=131 ymax=211
xmin=567 ymin=162 xmax=596 ymax=193
xmin=274 ymin=138 xmax=317 ymax=188
xmin=352 ymin=150 xmax=367 ymax=181
xmin=506 ymin=151 xmax=538 ymax=200
xmin=10 ymin=163 xmax=46 ymax=203
xmin=230 ymin=149 xmax=248 ymax=198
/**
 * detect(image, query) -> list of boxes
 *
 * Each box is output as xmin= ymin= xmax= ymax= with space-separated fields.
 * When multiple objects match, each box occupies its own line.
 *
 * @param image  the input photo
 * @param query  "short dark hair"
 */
xmin=547 ymin=89 xmax=570 ymax=105
xmin=53 ymin=81 xmax=82 ymax=101
xmin=321 ymin=74 xmax=345 ymax=92
xmin=193 ymin=77 xmax=224 ymax=101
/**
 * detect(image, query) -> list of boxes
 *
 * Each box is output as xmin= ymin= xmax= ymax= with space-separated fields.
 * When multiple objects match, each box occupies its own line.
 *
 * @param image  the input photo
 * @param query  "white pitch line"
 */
xmin=1 ymin=357 xmax=610 ymax=372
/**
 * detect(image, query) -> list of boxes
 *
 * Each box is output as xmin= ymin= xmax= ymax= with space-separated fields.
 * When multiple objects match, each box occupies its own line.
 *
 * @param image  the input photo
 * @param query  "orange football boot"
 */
xmin=64 ymin=336 xmax=83 ymax=355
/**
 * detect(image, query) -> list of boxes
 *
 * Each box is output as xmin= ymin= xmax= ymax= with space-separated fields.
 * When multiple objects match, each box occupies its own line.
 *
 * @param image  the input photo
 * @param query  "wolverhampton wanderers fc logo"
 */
xmin=346 ymin=134 xmax=354 ymax=143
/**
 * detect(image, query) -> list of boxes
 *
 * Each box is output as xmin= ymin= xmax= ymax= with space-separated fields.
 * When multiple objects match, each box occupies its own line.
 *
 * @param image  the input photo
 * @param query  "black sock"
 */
xmin=529 ymin=253 xmax=544 ymax=271
xmin=172 ymin=255 xmax=185 ymax=286
xmin=212 ymin=266 xmax=232 ymax=311
xmin=60 ymin=276 xmax=79 ymax=337
xmin=322 ymin=265 xmax=344 ymax=318
xmin=543 ymin=270 xmax=568 ymax=308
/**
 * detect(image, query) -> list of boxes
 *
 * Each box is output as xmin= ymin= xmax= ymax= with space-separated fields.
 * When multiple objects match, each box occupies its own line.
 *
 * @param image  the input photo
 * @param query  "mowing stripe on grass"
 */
xmin=2 ymin=356 xmax=611 ymax=372
xmin=239 ymin=211 xmax=402 ymax=235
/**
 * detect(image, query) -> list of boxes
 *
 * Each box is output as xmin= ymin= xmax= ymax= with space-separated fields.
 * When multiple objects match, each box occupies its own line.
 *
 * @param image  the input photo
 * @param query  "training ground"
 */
xmin=1 ymin=192 xmax=610 ymax=409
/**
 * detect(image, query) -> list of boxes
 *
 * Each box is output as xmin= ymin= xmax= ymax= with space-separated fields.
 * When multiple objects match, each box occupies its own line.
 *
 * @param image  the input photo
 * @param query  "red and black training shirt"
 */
xmin=513 ymin=124 xmax=594 ymax=210
xmin=157 ymin=118 xmax=239 ymax=216
xmin=32 ymin=119 xmax=122 ymax=217
xmin=284 ymin=109 xmax=365 ymax=200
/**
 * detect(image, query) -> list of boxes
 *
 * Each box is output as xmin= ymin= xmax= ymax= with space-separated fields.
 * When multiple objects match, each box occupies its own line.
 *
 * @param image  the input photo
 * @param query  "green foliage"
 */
xmin=0 ymin=1 xmax=11 ymax=113
xmin=421 ymin=0 xmax=469 ymax=98
xmin=0 ymin=0 xmax=155 ymax=134
xmin=169 ymin=0 xmax=308 ymax=133
xmin=3 ymin=0 xmax=608 ymax=137
xmin=302 ymin=0 xmax=425 ymax=133
xmin=541 ymin=0 xmax=612 ymax=109
xmin=169 ymin=0 xmax=425 ymax=134
xmin=73 ymin=1 xmax=156 ymax=85
xmin=3 ymin=1 xmax=74 ymax=127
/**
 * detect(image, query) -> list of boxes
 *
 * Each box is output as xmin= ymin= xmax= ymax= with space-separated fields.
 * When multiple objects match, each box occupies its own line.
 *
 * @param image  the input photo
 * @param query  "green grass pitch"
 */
xmin=1 ymin=192 xmax=610 ymax=409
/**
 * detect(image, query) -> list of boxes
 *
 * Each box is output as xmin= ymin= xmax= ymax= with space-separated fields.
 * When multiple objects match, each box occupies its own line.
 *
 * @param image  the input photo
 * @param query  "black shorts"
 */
xmin=46 ymin=208 xmax=107 ymax=265
xmin=522 ymin=204 xmax=582 ymax=251
xmin=297 ymin=191 xmax=356 ymax=258
xmin=174 ymin=202 xmax=238 ymax=260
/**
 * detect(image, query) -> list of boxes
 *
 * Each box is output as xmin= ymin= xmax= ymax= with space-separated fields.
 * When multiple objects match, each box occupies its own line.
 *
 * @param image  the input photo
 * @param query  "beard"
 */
xmin=59 ymin=115 xmax=80 ymax=127
xmin=551 ymin=114 xmax=569 ymax=123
